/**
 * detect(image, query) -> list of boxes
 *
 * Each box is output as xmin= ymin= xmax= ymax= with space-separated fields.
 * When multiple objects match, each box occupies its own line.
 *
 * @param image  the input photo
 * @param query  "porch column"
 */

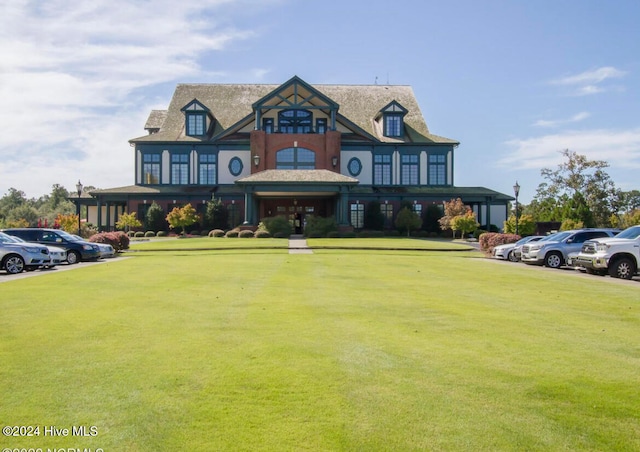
xmin=243 ymin=192 xmax=255 ymax=225
xmin=105 ymin=202 xmax=111 ymax=232
xmin=338 ymin=192 xmax=349 ymax=225
xmin=96 ymin=199 xmax=102 ymax=231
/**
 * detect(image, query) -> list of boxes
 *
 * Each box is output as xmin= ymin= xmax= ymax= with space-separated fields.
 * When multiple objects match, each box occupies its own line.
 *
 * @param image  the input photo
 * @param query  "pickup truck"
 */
xmin=573 ymin=225 xmax=640 ymax=279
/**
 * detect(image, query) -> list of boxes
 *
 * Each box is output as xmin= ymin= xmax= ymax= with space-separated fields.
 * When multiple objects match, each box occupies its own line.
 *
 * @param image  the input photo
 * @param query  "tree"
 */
xmin=423 ymin=204 xmax=443 ymax=233
xmin=116 ymin=211 xmax=142 ymax=232
xmin=439 ymin=198 xmax=472 ymax=237
xmin=203 ymin=197 xmax=229 ymax=230
xmin=145 ymin=202 xmax=167 ymax=232
xmin=166 ymin=203 xmax=199 ymax=235
xmin=450 ymin=211 xmax=479 ymax=239
xmin=395 ymin=207 xmax=422 ymax=237
xmin=56 ymin=213 xmax=79 ymax=233
xmin=503 ymin=214 xmax=536 ymax=236
xmin=364 ymin=200 xmax=385 ymax=230
xmin=531 ymin=149 xmax=616 ymax=226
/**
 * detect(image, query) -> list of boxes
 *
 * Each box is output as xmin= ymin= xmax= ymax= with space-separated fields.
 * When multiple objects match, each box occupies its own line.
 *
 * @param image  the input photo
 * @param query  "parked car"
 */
xmin=71 ymin=234 xmax=116 ymax=259
xmin=572 ymin=225 xmax=640 ymax=279
xmin=1 ymin=228 xmax=101 ymax=264
xmin=492 ymin=236 xmax=544 ymax=262
xmin=0 ymin=232 xmax=51 ymax=274
xmin=521 ymin=229 xmax=621 ymax=269
xmin=1 ymin=233 xmax=66 ymax=268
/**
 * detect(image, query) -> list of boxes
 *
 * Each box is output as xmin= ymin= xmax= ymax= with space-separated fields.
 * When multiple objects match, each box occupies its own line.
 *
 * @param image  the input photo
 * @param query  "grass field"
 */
xmin=1 ymin=240 xmax=639 ymax=451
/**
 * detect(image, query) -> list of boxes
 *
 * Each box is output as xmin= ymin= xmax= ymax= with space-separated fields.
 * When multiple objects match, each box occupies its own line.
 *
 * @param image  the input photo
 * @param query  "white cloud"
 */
xmin=549 ymin=66 xmax=627 ymax=96
xmin=0 ymin=0 xmax=270 ymax=197
xmin=533 ymin=111 xmax=591 ymax=128
xmin=500 ymin=128 xmax=640 ymax=171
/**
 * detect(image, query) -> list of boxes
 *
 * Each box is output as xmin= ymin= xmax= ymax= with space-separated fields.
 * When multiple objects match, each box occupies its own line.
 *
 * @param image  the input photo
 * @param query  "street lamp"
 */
xmin=513 ymin=181 xmax=520 ymax=236
xmin=76 ymin=180 xmax=83 ymax=235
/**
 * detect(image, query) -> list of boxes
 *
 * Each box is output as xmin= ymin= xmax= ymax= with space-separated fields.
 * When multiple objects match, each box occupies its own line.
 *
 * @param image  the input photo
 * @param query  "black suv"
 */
xmin=2 ymin=228 xmax=101 ymax=264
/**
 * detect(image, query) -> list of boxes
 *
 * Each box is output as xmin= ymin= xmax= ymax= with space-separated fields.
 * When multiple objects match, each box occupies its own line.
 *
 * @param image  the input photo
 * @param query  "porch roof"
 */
xmin=235 ymin=170 xmax=359 ymax=185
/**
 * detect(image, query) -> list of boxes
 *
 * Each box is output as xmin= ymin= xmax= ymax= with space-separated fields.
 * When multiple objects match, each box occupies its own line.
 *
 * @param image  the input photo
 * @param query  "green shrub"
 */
xmin=208 ymin=229 xmax=225 ymax=237
xmin=200 ymin=230 xmax=209 ymax=237
xmin=273 ymin=232 xmax=288 ymax=238
xmin=258 ymin=216 xmax=292 ymax=237
xmin=144 ymin=231 xmax=155 ymax=237
xmin=135 ymin=231 xmax=145 ymax=238
xmin=304 ymin=215 xmax=337 ymax=238
xmin=327 ymin=231 xmax=341 ymax=238
xmin=357 ymin=230 xmax=385 ymax=238
xmin=156 ymin=231 xmax=168 ymax=237
xmin=225 ymin=228 xmax=240 ymax=238
xmin=341 ymin=231 xmax=356 ymax=238
xmin=385 ymin=230 xmax=400 ymax=237
xmin=127 ymin=231 xmax=135 ymax=238
xmin=255 ymin=230 xmax=271 ymax=238
xmin=239 ymin=230 xmax=254 ymax=238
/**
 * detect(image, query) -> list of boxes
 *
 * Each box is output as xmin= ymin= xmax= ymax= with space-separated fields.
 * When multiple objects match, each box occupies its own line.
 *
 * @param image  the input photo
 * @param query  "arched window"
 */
xmin=276 ymin=147 xmax=315 ymax=169
xmin=278 ymin=109 xmax=312 ymax=133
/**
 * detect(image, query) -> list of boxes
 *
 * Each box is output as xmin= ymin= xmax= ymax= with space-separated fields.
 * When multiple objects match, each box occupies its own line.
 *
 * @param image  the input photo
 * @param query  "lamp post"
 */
xmin=76 ymin=180 xmax=83 ymax=235
xmin=513 ymin=181 xmax=520 ymax=236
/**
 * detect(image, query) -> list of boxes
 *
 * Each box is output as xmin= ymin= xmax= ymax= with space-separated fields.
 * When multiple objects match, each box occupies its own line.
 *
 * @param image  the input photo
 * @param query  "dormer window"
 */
xmin=181 ymin=99 xmax=211 ymax=137
xmin=263 ymin=118 xmax=274 ymax=134
xmin=385 ymin=115 xmax=403 ymax=137
xmin=186 ymin=113 xmax=205 ymax=136
xmin=379 ymin=100 xmax=408 ymax=138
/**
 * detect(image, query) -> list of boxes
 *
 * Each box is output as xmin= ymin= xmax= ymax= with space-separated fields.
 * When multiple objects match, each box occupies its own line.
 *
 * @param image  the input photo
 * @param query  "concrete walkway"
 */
xmin=288 ymin=234 xmax=313 ymax=254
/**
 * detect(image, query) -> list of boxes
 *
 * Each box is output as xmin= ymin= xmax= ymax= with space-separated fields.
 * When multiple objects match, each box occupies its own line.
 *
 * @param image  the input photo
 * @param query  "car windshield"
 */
xmin=57 ymin=230 xmax=82 ymax=241
xmin=614 ymin=225 xmax=640 ymax=240
xmin=546 ymin=231 xmax=571 ymax=242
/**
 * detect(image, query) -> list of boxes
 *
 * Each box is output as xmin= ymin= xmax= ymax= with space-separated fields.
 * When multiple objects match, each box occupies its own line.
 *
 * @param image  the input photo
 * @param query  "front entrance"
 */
xmin=261 ymin=197 xmax=335 ymax=233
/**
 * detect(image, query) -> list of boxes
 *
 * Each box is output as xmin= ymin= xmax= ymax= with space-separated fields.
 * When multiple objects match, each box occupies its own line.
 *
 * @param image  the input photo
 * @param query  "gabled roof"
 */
xmin=130 ymin=77 xmax=458 ymax=145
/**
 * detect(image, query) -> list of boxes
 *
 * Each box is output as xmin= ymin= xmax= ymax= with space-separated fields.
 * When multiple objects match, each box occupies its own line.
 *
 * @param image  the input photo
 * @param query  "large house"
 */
xmin=80 ymin=75 xmax=511 ymax=232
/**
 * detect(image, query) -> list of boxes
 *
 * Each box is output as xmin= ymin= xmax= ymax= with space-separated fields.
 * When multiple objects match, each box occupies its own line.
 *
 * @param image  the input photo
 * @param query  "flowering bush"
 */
xmin=479 ymin=233 xmax=520 ymax=253
xmin=89 ymin=231 xmax=130 ymax=251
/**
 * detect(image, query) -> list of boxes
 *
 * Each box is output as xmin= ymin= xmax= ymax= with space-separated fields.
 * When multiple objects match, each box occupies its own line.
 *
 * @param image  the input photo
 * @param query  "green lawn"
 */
xmin=1 ymin=243 xmax=638 ymax=451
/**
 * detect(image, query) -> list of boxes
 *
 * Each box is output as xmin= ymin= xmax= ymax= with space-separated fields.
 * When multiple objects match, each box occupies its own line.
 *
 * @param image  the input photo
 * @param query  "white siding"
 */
xmin=218 ymin=150 xmax=250 ymax=184
xmin=162 ymin=150 xmax=170 ymax=184
xmin=340 ymin=151 xmax=372 ymax=184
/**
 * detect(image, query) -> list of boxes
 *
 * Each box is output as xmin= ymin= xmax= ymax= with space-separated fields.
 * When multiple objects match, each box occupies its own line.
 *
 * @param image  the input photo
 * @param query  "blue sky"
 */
xmin=1 ymin=0 xmax=639 ymax=204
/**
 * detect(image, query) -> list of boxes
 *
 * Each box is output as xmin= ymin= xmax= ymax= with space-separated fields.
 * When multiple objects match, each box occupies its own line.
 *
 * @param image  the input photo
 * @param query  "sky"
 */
xmin=1 ymin=0 xmax=639 ymax=204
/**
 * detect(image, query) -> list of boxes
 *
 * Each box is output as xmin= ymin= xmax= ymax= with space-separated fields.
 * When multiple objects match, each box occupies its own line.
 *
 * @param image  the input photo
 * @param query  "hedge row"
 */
xmin=88 ymin=231 xmax=130 ymax=251
xmin=479 ymin=232 xmax=520 ymax=253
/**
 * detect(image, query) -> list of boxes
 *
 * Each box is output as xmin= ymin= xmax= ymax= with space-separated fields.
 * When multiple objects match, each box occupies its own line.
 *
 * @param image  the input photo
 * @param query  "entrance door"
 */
xmin=261 ymin=197 xmax=334 ymax=232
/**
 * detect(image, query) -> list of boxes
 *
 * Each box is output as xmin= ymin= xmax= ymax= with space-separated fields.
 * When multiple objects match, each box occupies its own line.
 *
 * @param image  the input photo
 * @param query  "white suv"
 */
xmin=521 ymin=229 xmax=620 ymax=269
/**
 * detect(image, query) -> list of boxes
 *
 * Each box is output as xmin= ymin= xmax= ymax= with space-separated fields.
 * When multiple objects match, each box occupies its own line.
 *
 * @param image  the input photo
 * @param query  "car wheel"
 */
xmin=609 ymin=257 xmax=635 ymax=280
xmin=67 ymin=251 xmax=80 ymax=265
xmin=4 ymin=255 xmax=25 ymax=274
xmin=544 ymin=252 xmax=564 ymax=269
xmin=507 ymin=251 xmax=519 ymax=262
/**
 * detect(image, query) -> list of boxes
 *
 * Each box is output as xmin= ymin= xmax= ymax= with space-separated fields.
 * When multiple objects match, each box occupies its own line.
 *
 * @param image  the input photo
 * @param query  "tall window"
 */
xmin=263 ymin=118 xmax=274 ymax=134
xmin=401 ymin=154 xmax=419 ymax=185
xmin=350 ymin=203 xmax=364 ymax=229
xmin=276 ymin=147 xmax=315 ymax=169
xmin=199 ymin=154 xmax=216 ymax=184
xmin=384 ymin=114 xmax=402 ymax=137
xmin=381 ymin=203 xmax=393 ymax=228
xmin=373 ymin=154 xmax=392 ymax=185
xmin=171 ymin=154 xmax=189 ymax=185
xmin=279 ymin=109 xmax=312 ymax=133
xmin=143 ymin=154 xmax=160 ymax=184
xmin=316 ymin=118 xmax=327 ymax=134
xmin=186 ymin=113 xmax=205 ymax=136
xmin=429 ymin=154 xmax=446 ymax=185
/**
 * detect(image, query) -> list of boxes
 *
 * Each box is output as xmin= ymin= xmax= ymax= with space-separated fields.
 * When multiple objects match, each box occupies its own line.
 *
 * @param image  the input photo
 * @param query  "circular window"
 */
xmin=347 ymin=157 xmax=362 ymax=176
xmin=229 ymin=157 xmax=243 ymax=176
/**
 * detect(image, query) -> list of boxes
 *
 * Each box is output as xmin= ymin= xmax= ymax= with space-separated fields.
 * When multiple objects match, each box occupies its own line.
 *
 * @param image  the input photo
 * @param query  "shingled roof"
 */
xmin=131 ymin=78 xmax=458 ymax=145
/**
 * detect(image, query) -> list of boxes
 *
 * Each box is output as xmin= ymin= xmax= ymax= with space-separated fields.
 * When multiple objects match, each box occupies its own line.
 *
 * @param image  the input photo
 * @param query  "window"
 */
xmin=229 ymin=157 xmax=243 ymax=176
xmin=171 ymin=154 xmax=189 ymax=185
xmin=228 ymin=203 xmax=241 ymax=229
xmin=381 ymin=203 xmax=393 ymax=228
xmin=348 ymin=157 xmax=362 ymax=177
xmin=413 ymin=203 xmax=422 ymax=217
xmin=350 ymin=203 xmax=364 ymax=229
xmin=373 ymin=154 xmax=392 ymax=185
xmin=429 ymin=154 xmax=446 ymax=185
xmin=384 ymin=114 xmax=402 ymax=137
xmin=186 ymin=113 xmax=205 ymax=136
xmin=263 ymin=118 xmax=274 ymax=134
xmin=316 ymin=118 xmax=327 ymax=134
xmin=143 ymin=154 xmax=160 ymax=184
xmin=279 ymin=109 xmax=312 ymax=133
xmin=199 ymin=154 xmax=216 ymax=184
xmin=276 ymin=147 xmax=315 ymax=169
xmin=401 ymin=154 xmax=419 ymax=185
